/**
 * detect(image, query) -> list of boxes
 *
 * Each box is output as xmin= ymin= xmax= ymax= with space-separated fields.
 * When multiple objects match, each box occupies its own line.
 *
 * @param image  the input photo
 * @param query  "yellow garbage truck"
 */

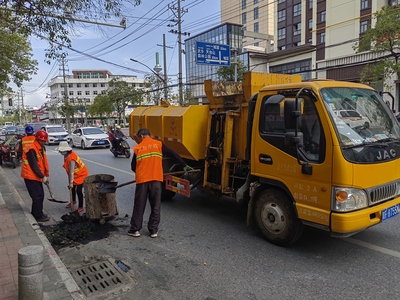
xmin=129 ymin=72 xmax=400 ymax=246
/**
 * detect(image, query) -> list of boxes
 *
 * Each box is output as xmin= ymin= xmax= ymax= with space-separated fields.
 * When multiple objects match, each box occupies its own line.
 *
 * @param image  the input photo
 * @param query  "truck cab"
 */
xmin=250 ymin=80 xmax=400 ymax=245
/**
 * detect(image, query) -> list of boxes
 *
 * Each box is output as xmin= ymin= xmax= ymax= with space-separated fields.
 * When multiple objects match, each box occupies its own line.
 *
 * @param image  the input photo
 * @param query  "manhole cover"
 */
xmin=70 ymin=260 xmax=132 ymax=298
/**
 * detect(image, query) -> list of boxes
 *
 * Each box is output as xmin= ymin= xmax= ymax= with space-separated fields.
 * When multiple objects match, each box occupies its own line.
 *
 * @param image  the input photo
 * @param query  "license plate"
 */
xmin=58 ymin=138 xmax=65 ymax=141
xmin=382 ymin=204 xmax=400 ymax=222
xmin=98 ymin=141 xmax=105 ymax=145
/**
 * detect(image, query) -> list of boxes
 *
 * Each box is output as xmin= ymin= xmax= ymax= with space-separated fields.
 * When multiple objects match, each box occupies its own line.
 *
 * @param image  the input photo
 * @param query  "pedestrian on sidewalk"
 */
xmin=128 ymin=128 xmax=193 ymax=238
xmin=20 ymin=130 xmax=50 ymax=222
xmin=55 ymin=141 xmax=89 ymax=213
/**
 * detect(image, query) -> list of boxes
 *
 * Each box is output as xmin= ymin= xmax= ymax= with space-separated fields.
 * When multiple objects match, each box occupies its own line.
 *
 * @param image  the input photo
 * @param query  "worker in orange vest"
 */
xmin=21 ymin=125 xmax=36 ymax=152
xmin=128 ymin=128 xmax=193 ymax=238
xmin=55 ymin=141 xmax=89 ymax=213
xmin=20 ymin=130 xmax=50 ymax=222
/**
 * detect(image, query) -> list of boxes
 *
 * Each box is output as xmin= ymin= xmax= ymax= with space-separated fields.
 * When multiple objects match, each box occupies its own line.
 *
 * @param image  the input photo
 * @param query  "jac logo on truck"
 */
xmin=376 ymin=149 xmax=396 ymax=161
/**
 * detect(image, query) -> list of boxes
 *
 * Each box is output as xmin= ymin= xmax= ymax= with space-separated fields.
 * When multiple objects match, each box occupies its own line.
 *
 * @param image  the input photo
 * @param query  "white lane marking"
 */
xmin=49 ymin=149 xmax=133 ymax=175
xmin=82 ymin=157 xmax=134 ymax=175
xmin=345 ymin=238 xmax=400 ymax=258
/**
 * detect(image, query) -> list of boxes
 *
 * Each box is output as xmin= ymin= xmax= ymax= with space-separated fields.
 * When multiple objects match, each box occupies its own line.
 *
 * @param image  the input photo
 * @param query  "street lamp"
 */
xmin=130 ymin=58 xmax=167 ymax=105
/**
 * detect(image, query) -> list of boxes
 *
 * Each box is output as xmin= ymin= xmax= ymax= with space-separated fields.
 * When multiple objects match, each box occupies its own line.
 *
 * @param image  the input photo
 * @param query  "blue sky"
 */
xmin=20 ymin=0 xmax=221 ymax=107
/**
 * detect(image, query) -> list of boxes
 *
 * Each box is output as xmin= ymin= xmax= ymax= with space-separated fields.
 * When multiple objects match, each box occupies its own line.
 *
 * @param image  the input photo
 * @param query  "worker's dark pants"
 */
xmin=24 ymin=179 xmax=45 ymax=219
xmin=72 ymin=184 xmax=84 ymax=208
xmin=130 ymin=181 xmax=162 ymax=234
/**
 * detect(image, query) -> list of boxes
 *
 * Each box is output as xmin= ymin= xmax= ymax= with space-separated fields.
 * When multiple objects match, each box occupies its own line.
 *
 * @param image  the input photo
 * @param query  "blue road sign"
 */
xmin=196 ymin=42 xmax=231 ymax=66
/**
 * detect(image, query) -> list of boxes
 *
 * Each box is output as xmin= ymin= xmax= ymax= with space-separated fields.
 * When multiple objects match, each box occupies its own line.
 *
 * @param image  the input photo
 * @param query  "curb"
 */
xmin=0 ymin=167 xmax=84 ymax=299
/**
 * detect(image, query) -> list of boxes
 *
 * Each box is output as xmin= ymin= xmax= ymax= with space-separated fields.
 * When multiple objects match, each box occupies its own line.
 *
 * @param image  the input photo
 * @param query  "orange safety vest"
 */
xmin=21 ymin=140 xmax=49 ymax=181
xmin=133 ymin=137 xmax=163 ymax=184
xmin=63 ymin=151 xmax=89 ymax=185
xmin=21 ymin=135 xmax=35 ymax=152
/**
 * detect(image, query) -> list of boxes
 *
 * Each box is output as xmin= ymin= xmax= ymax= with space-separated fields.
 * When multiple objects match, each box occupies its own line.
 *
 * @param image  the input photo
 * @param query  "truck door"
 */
xmin=252 ymin=92 xmax=333 ymax=228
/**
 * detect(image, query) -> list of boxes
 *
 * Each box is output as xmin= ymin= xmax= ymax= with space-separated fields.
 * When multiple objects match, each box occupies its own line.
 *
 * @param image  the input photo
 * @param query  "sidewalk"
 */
xmin=0 ymin=166 xmax=81 ymax=300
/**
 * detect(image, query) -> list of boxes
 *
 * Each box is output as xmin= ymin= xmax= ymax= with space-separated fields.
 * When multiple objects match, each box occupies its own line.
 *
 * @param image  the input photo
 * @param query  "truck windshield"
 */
xmin=321 ymin=87 xmax=400 ymax=163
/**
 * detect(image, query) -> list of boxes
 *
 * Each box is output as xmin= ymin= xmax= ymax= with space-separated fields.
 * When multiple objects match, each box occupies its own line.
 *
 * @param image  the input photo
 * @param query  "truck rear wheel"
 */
xmin=254 ymin=189 xmax=303 ymax=246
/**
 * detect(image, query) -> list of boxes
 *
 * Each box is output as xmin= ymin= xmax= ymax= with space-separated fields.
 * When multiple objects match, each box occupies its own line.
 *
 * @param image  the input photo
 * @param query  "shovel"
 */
xmin=44 ymin=182 xmax=68 ymax=203
xmin=98 ymin=169 xmax=201 ymax=194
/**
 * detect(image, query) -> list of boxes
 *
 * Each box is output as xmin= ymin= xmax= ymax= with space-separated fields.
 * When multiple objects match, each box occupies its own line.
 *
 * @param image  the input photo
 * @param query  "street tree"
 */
xmin=353 ymin=5 xmax=400 ymax=88
xmin=182 ymin=88 xmax=196 ymax=105
xmin=0 ymin=0 xmax=142 ymax=62
xmin=89 ymin=94 xmax=114 ymax=122
xmin=0 ymin=29 xmax=37 ymax=95
xmin=216 ymin=58 xmax=246 ymax=81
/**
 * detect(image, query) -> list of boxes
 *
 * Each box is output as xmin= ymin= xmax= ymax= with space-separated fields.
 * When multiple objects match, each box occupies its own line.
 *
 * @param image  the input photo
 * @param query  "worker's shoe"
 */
xmin=128 ymin=230 xmax=140 ymax=237
xmin=36 ymin=214 xmax=50 ymax=222
xmin=150 ymin=232 xmax=158 ymax=238
xmin=77 ymin=207 xmax=84 ymax=213
xmin=65 ymin=201 xmax=77 ymax=208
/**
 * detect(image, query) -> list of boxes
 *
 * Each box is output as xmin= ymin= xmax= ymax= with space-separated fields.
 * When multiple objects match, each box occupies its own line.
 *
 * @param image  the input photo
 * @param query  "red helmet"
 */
xmin=35 ymin=130 xmax=48 ymax=142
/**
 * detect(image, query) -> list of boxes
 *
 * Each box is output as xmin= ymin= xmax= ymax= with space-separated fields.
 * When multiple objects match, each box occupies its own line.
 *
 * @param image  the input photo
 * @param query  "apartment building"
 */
xmin=222 ymin=1 xmax=400 ymax=109
xmin=47 ymin=70 xmax=145 ymax=107
xmin=221 ymin=0 xmax=275 ymax=52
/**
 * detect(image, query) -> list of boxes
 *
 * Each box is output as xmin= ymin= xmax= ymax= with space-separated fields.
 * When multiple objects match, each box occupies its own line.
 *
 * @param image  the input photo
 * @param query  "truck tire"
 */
xmin=254 ymin=189 xmax=303 ymax=246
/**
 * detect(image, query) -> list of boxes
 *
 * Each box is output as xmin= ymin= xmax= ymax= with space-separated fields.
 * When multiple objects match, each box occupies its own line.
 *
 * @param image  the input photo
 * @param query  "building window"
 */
xmin=278 ymin=10 xmax=286 ymax=22
xmin=308 ymin=18 xmax=312 ymax=29
xmin=60 ymin=84 xmax=64 ymax=88
xmin=254 ymin=0 xmax=259 ymax=4
xmin=294 ymin=4 xmax=301 ymax=17
xmin=308 ymin=38 xmax=312 ymax=43
xmin=320 ymin=32 xmax=326 ymax=43
xmin=254 ymin=22 xmax=259 ymax=33
xmin=309 ymin=0 xmax=313 ymax=9
xmin=77 ymin=91 xmax=82 ymax=96
xmin=77 ymin=83 xmax=81 ymax=88
xmin=389 ymin=0 xmax=400 ymax=6
xmin=294 ymin=23 xmax=301 ymax=35
xmin=85 ymin=83 xmax=89 ymax=88
xmin=278 ymin=0 xmax=285 ymax=3
xmin=254 ymin=7 xmax=259 ymax=20
xmin=69 ymin=91 xmax=74 ymax=96
xmin=242 ymin=0 xmax=246 ymax=10
xmin=242 ymin=12 xmax=247 ymax=24
xmin=254 ymin=42 xmax=259 ymax=47
xmin=101 ymin=90 xmax=106 ymax=94
xmin=85 ymin=91 xmax=90 ymax=95
xmin=294 ymin=42 xmax=301 ymax=47
xmin=360 ymin=20 xmax=368 ymax=33
xmin=361 ymin=0 xmax=368 ymax=9
xmin=278 ymin=28 xmax=286 ymax=40
xmin=320 ymin=11 xmax=326 ymax=22
xmin=101 ymin=83 xmax=105 ymax=87
xmin=93 ymin=91 xmax=98 ymax=95
xmin=61 ymin=91 xmax=65 ymax=95
xmin=278 ymin=45 xmax=286 ymax=50
xmin=68 ymin=83 xmax=73 ymax=88
xmin=93 ymin=83 xmax=97 ymax=87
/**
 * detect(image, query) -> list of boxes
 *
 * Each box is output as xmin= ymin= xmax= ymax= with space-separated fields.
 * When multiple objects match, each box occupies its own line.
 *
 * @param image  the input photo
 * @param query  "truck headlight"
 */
xmin=333 ymin=187 xmax=368 ymax=212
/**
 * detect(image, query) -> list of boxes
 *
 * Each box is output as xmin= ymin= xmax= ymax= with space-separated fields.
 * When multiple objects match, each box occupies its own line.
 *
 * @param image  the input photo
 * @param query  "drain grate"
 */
xmin=70 ymin=260 xmax=132 ymax=297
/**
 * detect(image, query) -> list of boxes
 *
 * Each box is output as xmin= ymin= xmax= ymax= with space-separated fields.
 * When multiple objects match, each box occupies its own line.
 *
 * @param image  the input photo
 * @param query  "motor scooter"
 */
xmin=0 ymin=135 xmax=22 ymax=168
xmin=110 ymin=137 xmax=131 ymax=158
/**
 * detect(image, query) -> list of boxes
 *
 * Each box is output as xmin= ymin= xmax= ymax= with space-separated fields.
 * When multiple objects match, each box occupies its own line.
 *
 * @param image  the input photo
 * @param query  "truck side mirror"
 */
xmin=284 ymin=100 xmax=300 ymax=130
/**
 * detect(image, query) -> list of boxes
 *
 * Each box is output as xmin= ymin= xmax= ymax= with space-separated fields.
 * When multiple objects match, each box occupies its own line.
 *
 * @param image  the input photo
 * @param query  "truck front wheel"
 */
xmin=254 ymin=189 xmax=303 ymax=246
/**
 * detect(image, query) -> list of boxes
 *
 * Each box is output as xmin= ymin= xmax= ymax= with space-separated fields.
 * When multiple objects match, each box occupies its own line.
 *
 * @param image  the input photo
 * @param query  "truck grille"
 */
xmin=367 ymin=180 xmax=400 ymax=205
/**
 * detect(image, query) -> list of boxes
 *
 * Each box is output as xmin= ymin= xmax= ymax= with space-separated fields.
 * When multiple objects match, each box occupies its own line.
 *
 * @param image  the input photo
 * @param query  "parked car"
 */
xmin=70 ymin=127 xmax=111 ymax=149
xmin=40 ymin=125 xmax=71 ymax=145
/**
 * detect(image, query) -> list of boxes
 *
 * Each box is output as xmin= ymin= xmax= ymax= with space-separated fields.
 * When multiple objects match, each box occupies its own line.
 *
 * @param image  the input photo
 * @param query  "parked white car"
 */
xmin=70 ymin=127 xmax=111 ymax=149
xmin=41 ymin=125 xmax=71 ymax=145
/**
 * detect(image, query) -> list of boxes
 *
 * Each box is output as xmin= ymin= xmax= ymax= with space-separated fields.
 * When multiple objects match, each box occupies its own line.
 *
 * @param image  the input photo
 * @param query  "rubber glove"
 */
xmin=183 ymin=165 xmax=194 ymax=172
xmin=42 ymin=176 xmax=49 ymax=184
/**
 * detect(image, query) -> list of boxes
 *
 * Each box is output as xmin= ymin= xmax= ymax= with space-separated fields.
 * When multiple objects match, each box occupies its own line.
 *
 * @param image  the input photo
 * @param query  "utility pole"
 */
xmin=169 ymin=0 xmax=189 ymax=105
xmin=61 ymin=55 xmax=71 ymax=133
xmin=157 ymin=34 xmax=173 ymax=101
